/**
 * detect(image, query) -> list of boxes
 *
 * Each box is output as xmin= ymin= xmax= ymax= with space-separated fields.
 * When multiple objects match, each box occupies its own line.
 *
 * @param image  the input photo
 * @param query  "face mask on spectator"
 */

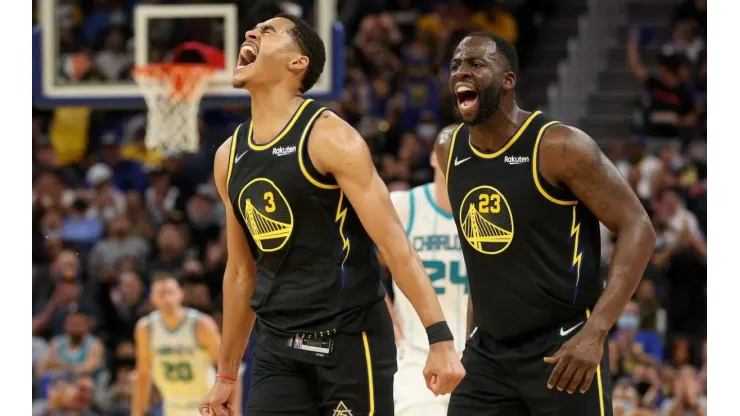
xmin=617 ymin=312 xmax=640 ymax=330
xmin=613 ymin=398 xmax=634 ymax=414
xmin=416 ymin=123 xmax=437 ymax=140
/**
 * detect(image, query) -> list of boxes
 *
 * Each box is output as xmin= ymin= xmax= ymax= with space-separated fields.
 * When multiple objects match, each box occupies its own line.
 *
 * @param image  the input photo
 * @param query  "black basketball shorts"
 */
xmin=448 ymin=312 xmax=613 ymax=416
xmin=247 ymin=327 xmax=397 ymax=416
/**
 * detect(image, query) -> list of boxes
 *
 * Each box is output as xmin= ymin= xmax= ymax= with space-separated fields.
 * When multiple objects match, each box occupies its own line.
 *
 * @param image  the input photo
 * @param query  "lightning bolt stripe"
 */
xmin=570 ymin=205 xmax=584 ymax=302
xmin=335 ymin=191 xmax=351 ymax=267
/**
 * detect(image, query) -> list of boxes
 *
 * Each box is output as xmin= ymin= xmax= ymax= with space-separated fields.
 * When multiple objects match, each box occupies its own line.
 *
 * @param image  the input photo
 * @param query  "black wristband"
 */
xmin=426 ymin=321 xmax=453 ymax=345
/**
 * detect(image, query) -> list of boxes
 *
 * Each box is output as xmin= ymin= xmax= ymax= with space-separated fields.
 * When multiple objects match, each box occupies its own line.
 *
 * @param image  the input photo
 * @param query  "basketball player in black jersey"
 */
xmin=436 ymin=32 xmax=656 ymax=415
xmin=200 ymin=15 xmax=465 ymax=416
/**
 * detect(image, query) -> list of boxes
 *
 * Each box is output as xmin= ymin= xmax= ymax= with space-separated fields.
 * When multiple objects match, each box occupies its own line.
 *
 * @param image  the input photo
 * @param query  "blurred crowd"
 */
xmin=31 ymin=0 xmax=706 ymax=415
xmin=603 ymin=1 xmax=707 ymax=415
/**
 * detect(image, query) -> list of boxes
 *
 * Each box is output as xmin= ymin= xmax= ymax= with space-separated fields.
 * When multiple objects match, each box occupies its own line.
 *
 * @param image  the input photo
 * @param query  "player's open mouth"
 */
xmin=455 ymin=84 xmax=479 ymax=110
xmin=237 ymin=44 xmax=258 ymax=69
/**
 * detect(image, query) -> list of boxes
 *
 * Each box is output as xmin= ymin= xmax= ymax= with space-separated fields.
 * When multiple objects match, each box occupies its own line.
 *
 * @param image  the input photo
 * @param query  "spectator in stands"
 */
xmin=659 ymin=366 xmax=706 ymax=415
xmin=627 ymin=28 xmax=697 ymax=139
xmin=144 ymin=166 xmax=180 ymax=228
xmin=37 ymin=312 xmax=105 ymax=379
xmin=612 ymin=378 xmax=639 ymax=416
xmin=33 ymin=375 xmax=98 ymax=416
xmin=33 ymin=251 xmax=98 ymax=339
xmin=662 ymin=18 xmax=705 ymax=64
xmin=471 ymin=2 xmax=519 ymax=44
xmin=148 ymin=224 xmax=188 ymax=276
xmin=93 ymin=26 xmax=133 ymax=81
xmin=673 ymin=0 xmax=706 ymax=36
xmin=61 ymin=198 xmax=104 ymax=253
xmin=98 ymin=270 xmax=147 ymax=345
xmin=186 ymin=184 xmax=222 ymax=257
xmin=124 ymin=192 xmax=154 ymax=241
xmin=612 ymin=301 xmax=664 ymax=367
xmin=120 ymin=127 xmax=163 ymax=168
xmin=98 ymin=134 xmax=147 ymax=195
xmin=34 ymin=136 xmax=82 ymax=187
xmin=85 ymin=163 xmax=127 ymax=224
xmin=87 ymin=215 xmax=149 ymax=279
xmin=99 ymin=341 xmax=136 ymax=415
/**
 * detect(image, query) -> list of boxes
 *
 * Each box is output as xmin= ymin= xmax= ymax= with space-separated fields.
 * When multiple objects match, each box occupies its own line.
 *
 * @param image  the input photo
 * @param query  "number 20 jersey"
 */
xmin=391 ymin=184 xmax=469 ymax=354
xmin=147 ymin=308 xmax=214 ymax=404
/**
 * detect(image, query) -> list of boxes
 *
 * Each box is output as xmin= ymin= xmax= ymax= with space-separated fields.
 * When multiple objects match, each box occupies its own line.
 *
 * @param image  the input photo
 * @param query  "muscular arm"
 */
xmin=214 ymin=137 xmax=257 ymax=379
xmin=131 ymin=319 xmax=152 ymax=416
xmin=197 ymin=314 xmax=242 ymax=415
xmin=539 ymin=125 xmax=656 ymax=337
xmin=434 ymin=125 xmax=474 ymax=337
xmin=434 ymin=125 xmax=456 ymax=185
xmin=196 ymin=314 xmax=222 ymax=362
xmin=310 ymin=113 xmax=446 ymax=329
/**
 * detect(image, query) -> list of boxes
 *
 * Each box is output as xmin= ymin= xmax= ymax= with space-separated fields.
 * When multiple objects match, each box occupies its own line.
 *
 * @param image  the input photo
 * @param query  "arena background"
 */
xmin=30 ymin=0 xmax=707 ymax=415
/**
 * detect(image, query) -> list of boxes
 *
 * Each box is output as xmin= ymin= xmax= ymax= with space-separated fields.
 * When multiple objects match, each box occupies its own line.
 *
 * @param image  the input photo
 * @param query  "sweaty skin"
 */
xmin=438 ymin=34 xmax=655 ymax=394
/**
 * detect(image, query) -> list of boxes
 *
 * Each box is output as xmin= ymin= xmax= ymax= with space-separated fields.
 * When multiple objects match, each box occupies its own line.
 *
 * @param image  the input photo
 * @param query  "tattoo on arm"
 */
xmin=557 ymin=131 xmax=623 ymax=218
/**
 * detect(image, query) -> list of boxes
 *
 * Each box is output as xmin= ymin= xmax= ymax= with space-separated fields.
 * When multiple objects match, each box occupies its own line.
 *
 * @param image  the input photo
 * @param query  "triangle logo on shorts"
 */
xmin=333 ymin=401 xmax=353 ymax=416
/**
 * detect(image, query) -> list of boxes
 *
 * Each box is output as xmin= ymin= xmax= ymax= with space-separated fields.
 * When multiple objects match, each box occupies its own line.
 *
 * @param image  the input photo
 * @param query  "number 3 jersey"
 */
xmin=226 ymin=99 xmax=385 ymax=337
xmin=390 ymin=183 xmax=469 ymax=354
xmin=147 ymin=308 xmax=214 ymax=404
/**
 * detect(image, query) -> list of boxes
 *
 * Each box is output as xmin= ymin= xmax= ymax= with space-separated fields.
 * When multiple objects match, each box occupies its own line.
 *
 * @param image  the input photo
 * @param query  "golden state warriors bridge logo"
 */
xmin=459 ymin=185 xmax=514 ymax=255
xmin=238 ymin=178 xmax=294 ymax=252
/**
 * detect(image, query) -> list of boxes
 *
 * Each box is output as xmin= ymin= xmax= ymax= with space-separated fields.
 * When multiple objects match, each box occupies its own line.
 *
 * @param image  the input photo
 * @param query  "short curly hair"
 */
xmin=275 ymin=13 xmax=326 ymax=93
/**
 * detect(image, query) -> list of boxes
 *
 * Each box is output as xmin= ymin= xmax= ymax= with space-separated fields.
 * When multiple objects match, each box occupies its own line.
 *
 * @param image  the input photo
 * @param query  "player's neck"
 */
xmin=161 ymin=307 xmax=186 ymax=330
xmin=469 ymin=101 xmax=528 ymax=152
xmin=249 ymin=88 xmax=305 ymax=144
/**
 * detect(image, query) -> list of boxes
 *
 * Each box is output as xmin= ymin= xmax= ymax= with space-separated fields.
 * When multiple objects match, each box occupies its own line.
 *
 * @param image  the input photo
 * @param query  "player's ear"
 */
xmin=289 ymin=55 xmax=309 ymax=73
xmin=502 ymin=71 xmax=516 ymax=91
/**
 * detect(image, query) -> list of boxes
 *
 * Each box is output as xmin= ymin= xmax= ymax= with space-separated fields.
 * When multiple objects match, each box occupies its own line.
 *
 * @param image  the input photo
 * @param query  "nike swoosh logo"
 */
xmin=454 ymin=156 xmax=471 ymax=166
xmin=560 ymin=321 xmax=584 ymax=337
xmin=235 ymin=150 xmax=248 ymax=163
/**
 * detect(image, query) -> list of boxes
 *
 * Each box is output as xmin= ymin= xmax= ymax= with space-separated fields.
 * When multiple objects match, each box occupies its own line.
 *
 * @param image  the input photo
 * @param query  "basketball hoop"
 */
xmin=133 ymin=63 xmax=215 ymax=153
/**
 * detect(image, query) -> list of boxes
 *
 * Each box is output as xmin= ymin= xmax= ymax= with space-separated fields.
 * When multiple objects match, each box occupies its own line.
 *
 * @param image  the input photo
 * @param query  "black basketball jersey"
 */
xmin=226 ymin=99 xmax=384 ymax=335
xmin=445 ymin=111 xmax=602 ymax=341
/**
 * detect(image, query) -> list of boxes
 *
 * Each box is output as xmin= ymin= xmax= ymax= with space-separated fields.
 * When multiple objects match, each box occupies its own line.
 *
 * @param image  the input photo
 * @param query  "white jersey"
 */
xmin=147 ymin=308 xmax=215 ymax=415
xmin=390 ymin=183 xmax=468 ymax=355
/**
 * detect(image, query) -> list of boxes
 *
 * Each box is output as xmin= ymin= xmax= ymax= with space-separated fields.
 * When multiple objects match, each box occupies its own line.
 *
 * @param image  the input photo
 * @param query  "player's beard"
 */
xmin=456 ymin=82 xmax=502 ymax=126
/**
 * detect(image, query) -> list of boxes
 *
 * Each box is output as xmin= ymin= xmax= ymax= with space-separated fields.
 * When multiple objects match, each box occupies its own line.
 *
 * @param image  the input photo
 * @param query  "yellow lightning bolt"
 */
xmin=335 ymin=191 xmax=351 ymax=265
xmin=570 ymin=205 xmax=583 ymax=281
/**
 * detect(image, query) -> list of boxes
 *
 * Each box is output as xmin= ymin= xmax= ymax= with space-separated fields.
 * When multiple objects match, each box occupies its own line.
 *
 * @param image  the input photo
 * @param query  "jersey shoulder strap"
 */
xmin=445 ymin=123 xmax=468 ymax=185
xmin=226 ymin=122 xmax=248 ymax=188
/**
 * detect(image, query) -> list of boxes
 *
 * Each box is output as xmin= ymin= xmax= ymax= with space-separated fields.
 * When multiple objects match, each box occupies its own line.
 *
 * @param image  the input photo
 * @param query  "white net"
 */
xmin=133 ymin=64 xmax=215 ymax=153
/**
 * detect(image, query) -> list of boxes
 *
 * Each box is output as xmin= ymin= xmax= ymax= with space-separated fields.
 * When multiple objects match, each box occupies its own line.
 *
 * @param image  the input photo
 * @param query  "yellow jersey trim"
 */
xmin=532 ymin=120 xmax=578 ymax=206
xmin=335 ymin=191 xmax=351 ymax=267
xmin=585 ymin=309 xmax=606 ymax=416
xmin=361 ymin=331 xmax=375 ymax=415
xmin=248 ymin=98 xmax=313 ymax=151
xmin=298 ymin=107 xmax=340 ymax=190
xmin=445 ymin=123 xmax=465 ymax=186
xmin=468 ymin=110 xmax=541 ymax=159
xmin=225 ymin=124 xmax=242 ymax=188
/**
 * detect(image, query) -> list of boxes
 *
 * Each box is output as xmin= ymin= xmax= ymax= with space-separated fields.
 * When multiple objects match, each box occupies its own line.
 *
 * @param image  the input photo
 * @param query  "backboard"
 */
xmin=32 ymin=0 xmax=344 ymax=108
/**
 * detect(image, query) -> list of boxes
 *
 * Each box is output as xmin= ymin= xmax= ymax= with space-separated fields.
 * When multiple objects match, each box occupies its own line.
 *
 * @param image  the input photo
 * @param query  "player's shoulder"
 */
xmin=539 ymin=122 xmax=600 ymax=161
xmin=311 ymin=110 xmax=361 ymax=146
xmin=435 ymin=124 xmax=461 ymax=150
